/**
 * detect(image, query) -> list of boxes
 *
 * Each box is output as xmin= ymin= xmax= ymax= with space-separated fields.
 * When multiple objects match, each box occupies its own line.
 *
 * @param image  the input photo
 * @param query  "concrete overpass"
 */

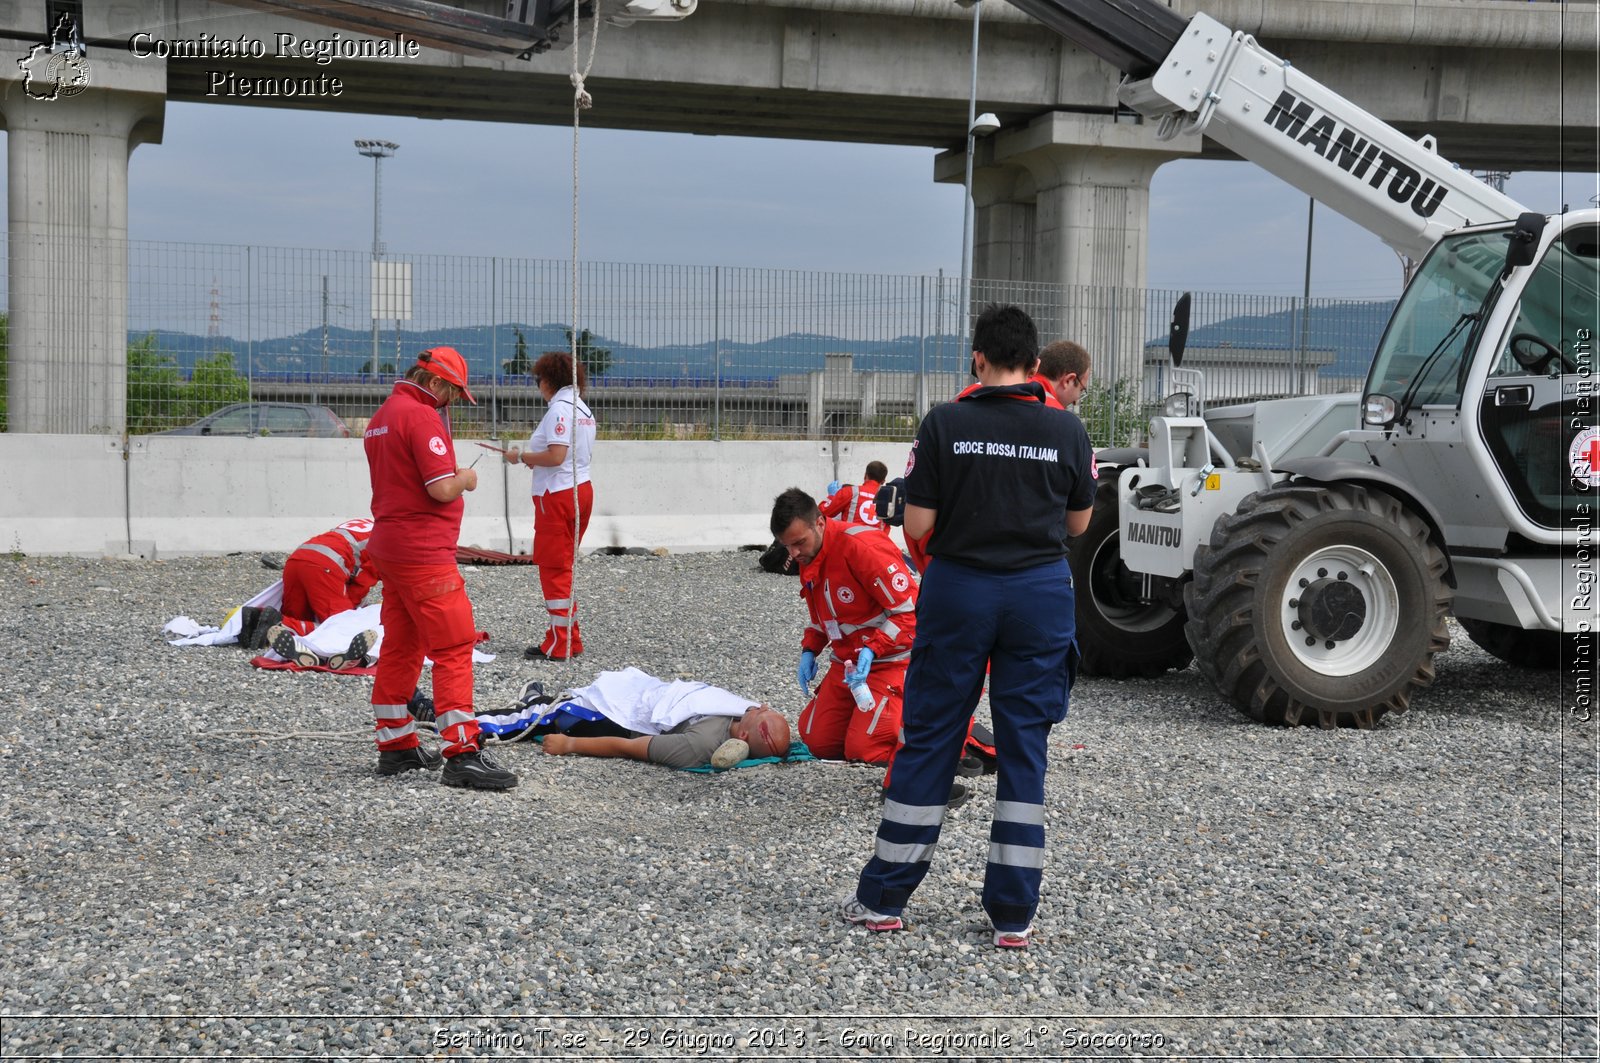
xmin=0 ymin=0 xmax=1593 ymax=431
xmin=152 ymin=0 xmax=1595 ymax=166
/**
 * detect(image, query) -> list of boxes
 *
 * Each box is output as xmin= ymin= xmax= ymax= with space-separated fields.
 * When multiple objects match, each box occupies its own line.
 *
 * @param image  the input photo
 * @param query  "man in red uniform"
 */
xmin=818 ymin=461 xmax=889 ymax=531
xmin=364 ymin=346 xmax=517 ymax=790
xmin=1035 ymin=339 xmax=1092 ymax=409
xmin=236 ymin=518 xmax=378 ymax=649
xmin=281 ymin=518 xmax=379 ymax=631
xmin=770 ymin=488 xmax=916 ymax=767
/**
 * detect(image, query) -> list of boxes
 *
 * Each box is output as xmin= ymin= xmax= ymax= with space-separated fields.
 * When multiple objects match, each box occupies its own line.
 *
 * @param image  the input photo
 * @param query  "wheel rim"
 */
xmin=1088 ymin=534 xmax=1177 ymax=633
xmin=1277 ymin=545 xmax=1399 ymax=677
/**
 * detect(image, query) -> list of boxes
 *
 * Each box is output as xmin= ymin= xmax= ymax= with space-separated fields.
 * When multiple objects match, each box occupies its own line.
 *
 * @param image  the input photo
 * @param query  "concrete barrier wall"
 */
xmin=1 ymin=435 xmax=130 ymax=555
xmin=0 ymin=435 xmax=912 ymax=557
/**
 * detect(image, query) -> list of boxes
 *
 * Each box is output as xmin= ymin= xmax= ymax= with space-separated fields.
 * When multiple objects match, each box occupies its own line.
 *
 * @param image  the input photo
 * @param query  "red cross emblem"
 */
xmin=1571 ymin=427 xmax=1600 ymax=487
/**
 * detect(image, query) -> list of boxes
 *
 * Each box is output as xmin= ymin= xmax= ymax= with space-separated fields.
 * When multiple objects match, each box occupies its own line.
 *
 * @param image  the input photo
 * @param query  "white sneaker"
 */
xmin=993 ymin=925 xmax=1034 ymax=949
xmin=268 ymin=624 xmax=319 ymax=668
xmin=840 ymin=898 xmax=903 ymax=932
xmin=327 ymin=629 xmax=377 ymax=670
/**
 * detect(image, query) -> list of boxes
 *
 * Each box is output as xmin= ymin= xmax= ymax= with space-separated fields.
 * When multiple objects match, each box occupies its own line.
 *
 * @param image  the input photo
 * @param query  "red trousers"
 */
xmin=371 ymin=560 xmax=480 ymax=757
xmin=799 ymin=657 xmax=905 ymax=767
xmin=280 ymin=554 xmax=356 ymax=636
xmin=532 ymin=481 xmax=594 ymax=657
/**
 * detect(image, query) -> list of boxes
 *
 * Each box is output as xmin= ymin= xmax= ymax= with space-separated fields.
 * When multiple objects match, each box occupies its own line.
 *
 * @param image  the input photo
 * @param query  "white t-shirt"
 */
xmin=527 ymin=384 xmax=595 ymax=496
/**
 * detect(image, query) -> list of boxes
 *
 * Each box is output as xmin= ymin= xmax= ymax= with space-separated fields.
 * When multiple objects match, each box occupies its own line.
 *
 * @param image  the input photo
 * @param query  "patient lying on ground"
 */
xmin=542 ymin=703 xmax=791 ymax=768
xmin=483 ymin=667 xmax=792 ymax=769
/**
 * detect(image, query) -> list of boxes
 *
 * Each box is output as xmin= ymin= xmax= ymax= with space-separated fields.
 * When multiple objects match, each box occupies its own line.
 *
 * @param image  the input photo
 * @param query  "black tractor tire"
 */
xmin=1459 ymin=618 xmax=1570 ymax=670
xmin=1184 ymin=482 xmax=1450 ymax=729
xmin=1069 ymin=479 xmax=1194 ymax=678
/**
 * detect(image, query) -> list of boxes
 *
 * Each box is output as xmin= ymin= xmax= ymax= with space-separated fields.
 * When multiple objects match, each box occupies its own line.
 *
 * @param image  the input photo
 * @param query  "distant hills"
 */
xmin=134 ymin=300 xmax=1397 ymax=381
xmin=133 ymin=322 xmax=977 ymax=381
xmin=1171 ymin=300 xmax=1397 ymax=378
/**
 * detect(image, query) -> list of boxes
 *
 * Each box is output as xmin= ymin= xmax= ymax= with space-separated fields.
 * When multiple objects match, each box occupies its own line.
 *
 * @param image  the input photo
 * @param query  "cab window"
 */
xmin=1491 ymin=224 xmax=1599 ymax=378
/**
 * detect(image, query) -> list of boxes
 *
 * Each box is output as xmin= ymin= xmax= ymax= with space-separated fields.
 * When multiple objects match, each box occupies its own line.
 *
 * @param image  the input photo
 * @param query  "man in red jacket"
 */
xmin=364 ymin=346 xmax=516 ymax=790
xmin=282 ymin=518 xmax=379 ymax=629
xmin=818 ymin=461 xmax=889 ymax=531
xmin=236 ymin=519 xmax=378 ymax=651
xmin=770 ymin=487 xmax=916 ymax=767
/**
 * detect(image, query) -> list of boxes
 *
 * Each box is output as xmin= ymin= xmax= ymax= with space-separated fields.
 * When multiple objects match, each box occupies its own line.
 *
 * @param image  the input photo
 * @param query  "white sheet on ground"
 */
xmin=164 ymin=585 xmax=494 ymax=663
xmin=558 ymin=667 xmax=756 ymax=735
xmin=165 ymin=580 xmax=284 ymax=646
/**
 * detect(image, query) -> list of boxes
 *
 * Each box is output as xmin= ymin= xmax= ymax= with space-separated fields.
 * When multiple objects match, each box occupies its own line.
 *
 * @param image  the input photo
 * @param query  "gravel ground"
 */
xmin=0 ymin=551 xmax=1594 ymax=1060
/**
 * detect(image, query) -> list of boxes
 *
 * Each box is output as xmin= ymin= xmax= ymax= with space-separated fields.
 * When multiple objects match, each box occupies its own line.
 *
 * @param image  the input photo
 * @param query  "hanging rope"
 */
xmin=563 ymin=2 xmax=601 ymax=667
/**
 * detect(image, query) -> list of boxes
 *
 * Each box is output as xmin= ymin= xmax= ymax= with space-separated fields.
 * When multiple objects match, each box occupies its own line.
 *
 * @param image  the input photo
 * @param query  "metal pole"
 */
xmin=917 ymin=274 xmax=927 ymax=418
xmin=317 ymin=274 xmax=328 ymax=406
xmin=957 ymin=0 xmax=982 ymax=344
xmin=1109 ymin=284 xmax=1120 ymax=444
xmin=1298 ymin=198 xmax=1314 ymax=394
xmin=491 ymin=257 xmax=499 ymax=438
xmin=356 ymin=140 xmax=399 ymax=373
xmin=246 ymin=247 xmax=254 ymax=399
xmin=371 ymin=154 xmax=380 ymax=372
xmin=713 ymin=266 xmax=723 ymax=441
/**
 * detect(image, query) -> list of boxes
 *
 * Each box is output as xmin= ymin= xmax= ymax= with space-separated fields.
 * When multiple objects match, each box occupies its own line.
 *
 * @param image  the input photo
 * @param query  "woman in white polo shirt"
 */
xmin=505 ymin=350 xmax=596 ymax=660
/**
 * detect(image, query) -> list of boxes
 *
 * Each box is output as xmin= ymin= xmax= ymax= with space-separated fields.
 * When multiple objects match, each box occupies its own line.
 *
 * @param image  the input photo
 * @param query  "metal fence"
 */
xmin=0 ymin=236 xmax=1397 ymax=445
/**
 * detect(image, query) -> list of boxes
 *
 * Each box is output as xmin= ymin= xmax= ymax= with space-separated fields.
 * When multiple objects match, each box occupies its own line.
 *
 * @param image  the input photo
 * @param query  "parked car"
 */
xmin=155 ymin=402 xmax=352 ymax=438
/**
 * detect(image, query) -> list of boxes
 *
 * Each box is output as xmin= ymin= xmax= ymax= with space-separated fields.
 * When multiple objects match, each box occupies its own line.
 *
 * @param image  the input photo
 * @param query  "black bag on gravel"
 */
xmin=757 ymin=539 xmax=797 ymax=576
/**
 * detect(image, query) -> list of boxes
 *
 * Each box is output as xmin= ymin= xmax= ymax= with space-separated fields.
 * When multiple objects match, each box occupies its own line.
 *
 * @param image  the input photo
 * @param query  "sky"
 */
xmin=1 ymin=98 xmax=1585 ymax=307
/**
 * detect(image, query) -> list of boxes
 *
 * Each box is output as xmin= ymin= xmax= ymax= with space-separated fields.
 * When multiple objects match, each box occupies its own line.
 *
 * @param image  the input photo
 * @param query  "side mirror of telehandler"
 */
xmin=1504 ymin=212 xmax=1546 ymax=270
xmin=1169 ymin=292 xmax=1191 ymax=368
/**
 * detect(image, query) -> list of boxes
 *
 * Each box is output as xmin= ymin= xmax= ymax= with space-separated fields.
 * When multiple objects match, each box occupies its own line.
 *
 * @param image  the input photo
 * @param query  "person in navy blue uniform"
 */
xmin=842 ymin=304 xmax=1096 ymax=949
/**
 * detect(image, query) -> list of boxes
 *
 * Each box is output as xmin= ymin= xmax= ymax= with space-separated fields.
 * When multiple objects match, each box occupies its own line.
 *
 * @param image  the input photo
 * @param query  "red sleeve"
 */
xmin=850 ymin=540 xmax=917 ymax=658
xmin=907 ymin=531 xmax=932 ymax=575
xmin=404 ymin=407 xmax=458 ymax=486
xmin=346 ymin=556 xmax=379 ymax=609
xmin=817 ymin=485 xmax=852 ymax=519
xmin=800 ymin=583 xmax=829 ymax=656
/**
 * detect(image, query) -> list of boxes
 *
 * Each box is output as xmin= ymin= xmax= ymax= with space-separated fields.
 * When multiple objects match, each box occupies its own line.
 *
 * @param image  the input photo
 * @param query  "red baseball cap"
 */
xmin=416 ymin=346 xmax=476 ymax=405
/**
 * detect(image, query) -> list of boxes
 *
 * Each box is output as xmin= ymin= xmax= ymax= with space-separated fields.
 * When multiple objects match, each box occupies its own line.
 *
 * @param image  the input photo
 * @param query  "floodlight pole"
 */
xmin=957 ymin=0 xmax=982 ymax=344
xmin=355 ymin=139 xmax=399 ymax=373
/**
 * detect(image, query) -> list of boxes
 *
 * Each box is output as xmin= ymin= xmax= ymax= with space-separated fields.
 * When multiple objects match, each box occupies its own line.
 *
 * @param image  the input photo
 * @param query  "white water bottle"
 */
xmin=848 ymin=663 xmax=875 ymax=711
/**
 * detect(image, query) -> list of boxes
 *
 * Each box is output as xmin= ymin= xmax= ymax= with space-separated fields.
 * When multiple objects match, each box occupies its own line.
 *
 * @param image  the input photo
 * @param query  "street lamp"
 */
xmin=955 ymin=0 xmax=999 ymax=353
xmin=355 ymin=138 xmax=399 ymax=373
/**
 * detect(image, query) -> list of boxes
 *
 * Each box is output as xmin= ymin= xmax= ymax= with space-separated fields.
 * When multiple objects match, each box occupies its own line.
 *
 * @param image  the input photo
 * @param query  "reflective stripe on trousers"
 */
xmin=854 ymin=557 xmax=1074 ymax=932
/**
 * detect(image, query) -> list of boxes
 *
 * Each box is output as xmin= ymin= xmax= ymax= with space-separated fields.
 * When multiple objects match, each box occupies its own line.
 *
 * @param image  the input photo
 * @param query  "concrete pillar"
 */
xmin=969 ymin=163 xmax=1036 ymax=288
xmin=0 ymin=40 xmax=165 ymax=434
xmin=938 ymin=113 xmax=1197 ymax=395
xmin=859 ymin=372 xmax=878 ymax=422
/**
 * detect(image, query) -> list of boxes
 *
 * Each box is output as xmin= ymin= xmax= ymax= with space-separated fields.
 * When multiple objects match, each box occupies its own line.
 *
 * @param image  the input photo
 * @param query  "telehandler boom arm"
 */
xmin=1013 ymin=0 xmax=1526 ymax=259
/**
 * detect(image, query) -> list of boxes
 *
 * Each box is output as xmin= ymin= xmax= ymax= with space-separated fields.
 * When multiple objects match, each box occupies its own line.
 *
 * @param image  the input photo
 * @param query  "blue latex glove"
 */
xmin=826 ymin=480 xmax=842 ymax=496
xmin=797 ymin=650 xmax=818 ymax=695
xmin=844 ymin=648 xmax=875 ymax=686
